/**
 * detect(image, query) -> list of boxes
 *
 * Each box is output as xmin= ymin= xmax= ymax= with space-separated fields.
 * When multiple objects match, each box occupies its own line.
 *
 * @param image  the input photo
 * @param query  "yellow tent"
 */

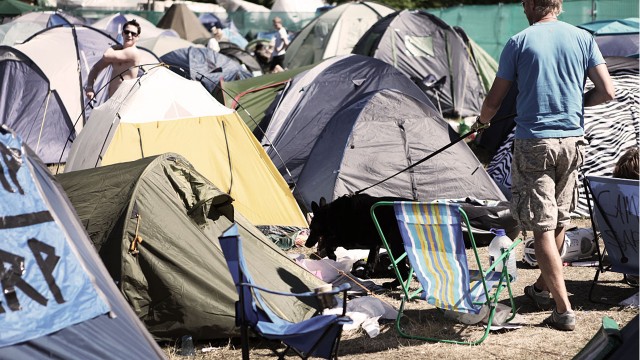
xmin=65 ymin=66 xmax=306 ymax=228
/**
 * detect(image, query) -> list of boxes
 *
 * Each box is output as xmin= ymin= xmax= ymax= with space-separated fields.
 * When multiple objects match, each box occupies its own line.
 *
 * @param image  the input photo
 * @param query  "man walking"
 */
xmin=268 ymin=17 xmax=289 ymax=73
xmin=473 ymin=0 xmax=615 ymax=331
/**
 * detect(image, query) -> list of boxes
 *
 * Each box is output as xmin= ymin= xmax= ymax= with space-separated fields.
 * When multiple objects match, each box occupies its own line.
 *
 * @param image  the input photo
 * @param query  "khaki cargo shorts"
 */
xmin=510 ymin=137 xmax=585 ymax=232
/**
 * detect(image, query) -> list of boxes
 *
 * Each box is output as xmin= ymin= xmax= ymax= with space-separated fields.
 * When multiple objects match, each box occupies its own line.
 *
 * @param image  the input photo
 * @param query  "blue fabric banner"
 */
xmin=0 ymin=132 xmax=109 ymax=347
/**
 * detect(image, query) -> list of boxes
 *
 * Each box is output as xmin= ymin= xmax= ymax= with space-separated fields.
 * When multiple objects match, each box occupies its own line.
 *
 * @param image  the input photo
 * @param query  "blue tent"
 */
xmin=578 ymin=18 xmax=639 ymax=57
xmin=160 ymin=46 xmax=252 ymax=93
xmin=0 ymin=125 xmax=164 ymax=359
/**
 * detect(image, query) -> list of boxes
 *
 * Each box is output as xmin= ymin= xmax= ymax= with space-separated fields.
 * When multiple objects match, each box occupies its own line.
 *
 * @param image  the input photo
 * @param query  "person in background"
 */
xmin=268 ymin=16 xmax=289 ymax=73
xmin=613 ymin=147 xmax=639 ymax=180
xmin=473 ymin=0 xmax=615 ymax=331
xmin=85 ymin=19 xmax=142 ymax=100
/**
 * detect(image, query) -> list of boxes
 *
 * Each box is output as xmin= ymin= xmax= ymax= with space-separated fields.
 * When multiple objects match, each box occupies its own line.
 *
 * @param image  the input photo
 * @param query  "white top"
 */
xmin=271 ymin=27 xmax=289 ymax=57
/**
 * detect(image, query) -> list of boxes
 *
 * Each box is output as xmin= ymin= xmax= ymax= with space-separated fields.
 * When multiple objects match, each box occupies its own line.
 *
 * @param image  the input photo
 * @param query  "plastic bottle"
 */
xmin=180 ymin=335 xmax=195 ymax=356
xmin=488 ymin=228 xmax=517 ymax=282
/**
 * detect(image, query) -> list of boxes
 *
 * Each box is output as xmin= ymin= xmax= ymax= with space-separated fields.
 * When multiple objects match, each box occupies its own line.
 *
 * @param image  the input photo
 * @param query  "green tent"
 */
xmin=221 ymin=65 xmax=312 ymax=139
xmin=0 ymin=0 xmax=35 ymax=17
xmin=56 ymin=153 xmax=324 ymax=340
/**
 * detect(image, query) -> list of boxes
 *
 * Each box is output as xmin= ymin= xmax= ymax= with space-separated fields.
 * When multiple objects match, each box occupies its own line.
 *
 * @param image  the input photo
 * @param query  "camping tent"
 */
xmin=11 ymin=9 xmax=85 ymax=26
xmin=220 ymin=64 xmax=313 ymax=136
xmin=0 ymin=10 xmax=84 ymax=45
xmin=283 ymin=1 xmax=395 ymax=70
xmin=0 ymin=20 xmax=42 ymax=44
xmin=218 ymin=41 xmax=261 ymax=73
xmin=91 ymin=12 xmax=179 ymax=41
xmin=64 ymin=66 xmax=307 ymax=228
xmin=270 ymin=0 xmax=325 ymax=31
xmin=482 ymin=57 xmax=639 ymax=216
xmin=156 ymin=3 xmax=211 ymax=42
xmin=56 ymin=153 xmax=324 ymax=340
xmin=578 ymin=18 xmax=639 ymax=57
xmin=160 ymin=46 xmax=252 ymax=94
xmin=0 ymin=25 xmax=158 ymax=164
xmin=0 ymin=125 xmax=164 ymax=359
xmin=352 ymin=10 xmax=489 ymax=118
xmin=261 ymin=54 xmax=505 ymax=211
xmin=137 ymin=34 xmax=200 ymax=57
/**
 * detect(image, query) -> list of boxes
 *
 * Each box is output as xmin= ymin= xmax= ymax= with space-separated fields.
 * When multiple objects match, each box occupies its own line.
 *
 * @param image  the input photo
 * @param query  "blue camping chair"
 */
xmin=219 ymin=224 xmax=352 ymax=359
xmin=371 ymin=201 xmax=520 ymax=345
xmin=584 ymin=175 xmax=640 ymax=302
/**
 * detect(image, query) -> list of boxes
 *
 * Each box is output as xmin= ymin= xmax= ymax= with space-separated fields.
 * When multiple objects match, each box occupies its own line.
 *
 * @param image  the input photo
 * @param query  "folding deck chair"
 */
xmin=371 ymin=201 xmax=520 ymax=345
xmin=218 ymin=224 xmax=352 ymax=360
xmin=583 ymin=175 xmax=639 ymax=303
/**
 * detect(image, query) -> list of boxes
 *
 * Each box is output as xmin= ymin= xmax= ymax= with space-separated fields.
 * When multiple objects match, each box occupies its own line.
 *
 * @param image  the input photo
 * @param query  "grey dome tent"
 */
xmin=56 ymin=153 xmax=324 ymax=340
xmin=283 ymin=1 xmax=395 ymax=70
xmin=0 ymin=125 xmax=164 ymax=359
xmin=352 ymin=10 xmax=489 ymax=118
xmin=261 ymin=54 xmax=505 ymax=212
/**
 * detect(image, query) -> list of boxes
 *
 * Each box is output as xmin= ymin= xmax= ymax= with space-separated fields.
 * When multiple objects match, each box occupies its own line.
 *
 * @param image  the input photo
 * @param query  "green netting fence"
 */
xmin=62 ymin=0 xmax=638 ymax=61
xmin=426 ymin=0 xmax=639 ymax=60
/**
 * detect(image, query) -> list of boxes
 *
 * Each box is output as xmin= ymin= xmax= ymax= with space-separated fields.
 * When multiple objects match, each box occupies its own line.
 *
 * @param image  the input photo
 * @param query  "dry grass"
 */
xmin=162 ymin=219 xmax=638 ymax=359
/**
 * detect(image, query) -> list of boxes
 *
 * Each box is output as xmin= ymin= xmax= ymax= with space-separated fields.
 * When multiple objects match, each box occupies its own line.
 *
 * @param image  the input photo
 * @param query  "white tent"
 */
xmin=91 ymin=13 xmax=179 ymax=40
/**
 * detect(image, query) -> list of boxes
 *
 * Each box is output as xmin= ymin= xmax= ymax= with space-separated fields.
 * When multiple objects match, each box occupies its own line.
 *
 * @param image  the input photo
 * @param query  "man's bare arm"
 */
xmin=584 ymin=63 xmax=615 ymax=107
xmin=85 ymin=57 xmax=109 ymax=99
xmin=479 ymin=77 xmax=512 ymax=124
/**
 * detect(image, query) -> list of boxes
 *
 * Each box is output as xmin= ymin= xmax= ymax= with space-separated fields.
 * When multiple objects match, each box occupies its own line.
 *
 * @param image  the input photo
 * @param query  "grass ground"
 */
xmin=162 ymin=219 xmax=638 ymax=359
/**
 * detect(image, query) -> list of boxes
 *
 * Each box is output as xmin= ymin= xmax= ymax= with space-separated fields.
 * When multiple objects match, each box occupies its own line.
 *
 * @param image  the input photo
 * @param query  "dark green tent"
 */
xmin=56 ymin=153 xmax=324 ymax=340
xmin=0 ymin=0 xmax=35 ymax=17
xmin=221 ymin=65 xmax=312 ymax=140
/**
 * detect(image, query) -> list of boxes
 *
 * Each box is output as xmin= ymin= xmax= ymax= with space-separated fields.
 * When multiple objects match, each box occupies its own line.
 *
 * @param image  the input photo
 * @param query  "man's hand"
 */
xmin=85 ymin=88 xmax=95 ymax=100
xmin=470 ymin=117 xmax=490 ymax=133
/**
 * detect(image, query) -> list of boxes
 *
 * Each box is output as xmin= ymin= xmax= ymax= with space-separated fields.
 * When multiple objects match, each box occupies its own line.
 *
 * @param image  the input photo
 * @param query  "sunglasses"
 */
xmin=123 ymin=29 xmax=138 ymax=37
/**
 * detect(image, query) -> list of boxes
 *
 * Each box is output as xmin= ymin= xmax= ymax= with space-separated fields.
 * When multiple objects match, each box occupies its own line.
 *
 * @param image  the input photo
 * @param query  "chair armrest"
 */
xmin=239 ymin=283 xmax=351 ymax=314
xmin=239 ymin=282 xmax=351 ymax=297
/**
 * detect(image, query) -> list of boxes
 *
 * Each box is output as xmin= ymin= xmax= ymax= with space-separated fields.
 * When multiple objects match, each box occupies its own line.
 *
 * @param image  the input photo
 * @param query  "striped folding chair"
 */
xmin=371 ymin=201 xmax=520 ymax=345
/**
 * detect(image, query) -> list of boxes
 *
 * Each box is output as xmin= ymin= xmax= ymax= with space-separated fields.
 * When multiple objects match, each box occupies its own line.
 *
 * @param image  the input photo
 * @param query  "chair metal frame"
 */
xmin=583 ymin=175 xmax=639 ymax=303
xmin=371 ymin=201 xmax=520 ymax=345
xmin=219 ymin=224 xmax=352 ymax=360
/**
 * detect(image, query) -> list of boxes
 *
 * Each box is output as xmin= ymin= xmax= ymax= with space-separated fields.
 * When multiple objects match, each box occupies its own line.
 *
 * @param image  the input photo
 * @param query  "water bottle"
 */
xmin=180 ymin=335 xmax=195 ymax=356
xmin=488 ymin=228 xmax=517 ymax=282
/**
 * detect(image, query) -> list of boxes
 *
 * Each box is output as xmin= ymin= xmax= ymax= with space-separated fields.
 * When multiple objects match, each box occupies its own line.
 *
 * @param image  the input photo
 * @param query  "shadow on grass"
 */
xmin=513 ymin=277 xmax=637 ymax=315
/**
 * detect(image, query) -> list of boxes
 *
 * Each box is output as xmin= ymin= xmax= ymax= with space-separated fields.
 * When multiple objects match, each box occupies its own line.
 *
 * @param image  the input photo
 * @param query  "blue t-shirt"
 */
xmin=496 ymin=21 xmax=605 ymax=139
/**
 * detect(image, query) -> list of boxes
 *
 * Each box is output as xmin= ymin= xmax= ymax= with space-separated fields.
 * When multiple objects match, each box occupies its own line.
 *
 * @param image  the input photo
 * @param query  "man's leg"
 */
xmin=534 ymin=229 xmax=571 ymax=313
xmin=534 ymin=226 xmax=566 ymax=291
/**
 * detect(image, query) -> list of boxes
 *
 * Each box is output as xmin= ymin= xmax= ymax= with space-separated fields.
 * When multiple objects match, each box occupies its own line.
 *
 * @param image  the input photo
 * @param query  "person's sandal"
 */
xmin=524 ymin=284 xmax=552 ymax=310
xmin=543 ymin=309 xmax=576 ymax=331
